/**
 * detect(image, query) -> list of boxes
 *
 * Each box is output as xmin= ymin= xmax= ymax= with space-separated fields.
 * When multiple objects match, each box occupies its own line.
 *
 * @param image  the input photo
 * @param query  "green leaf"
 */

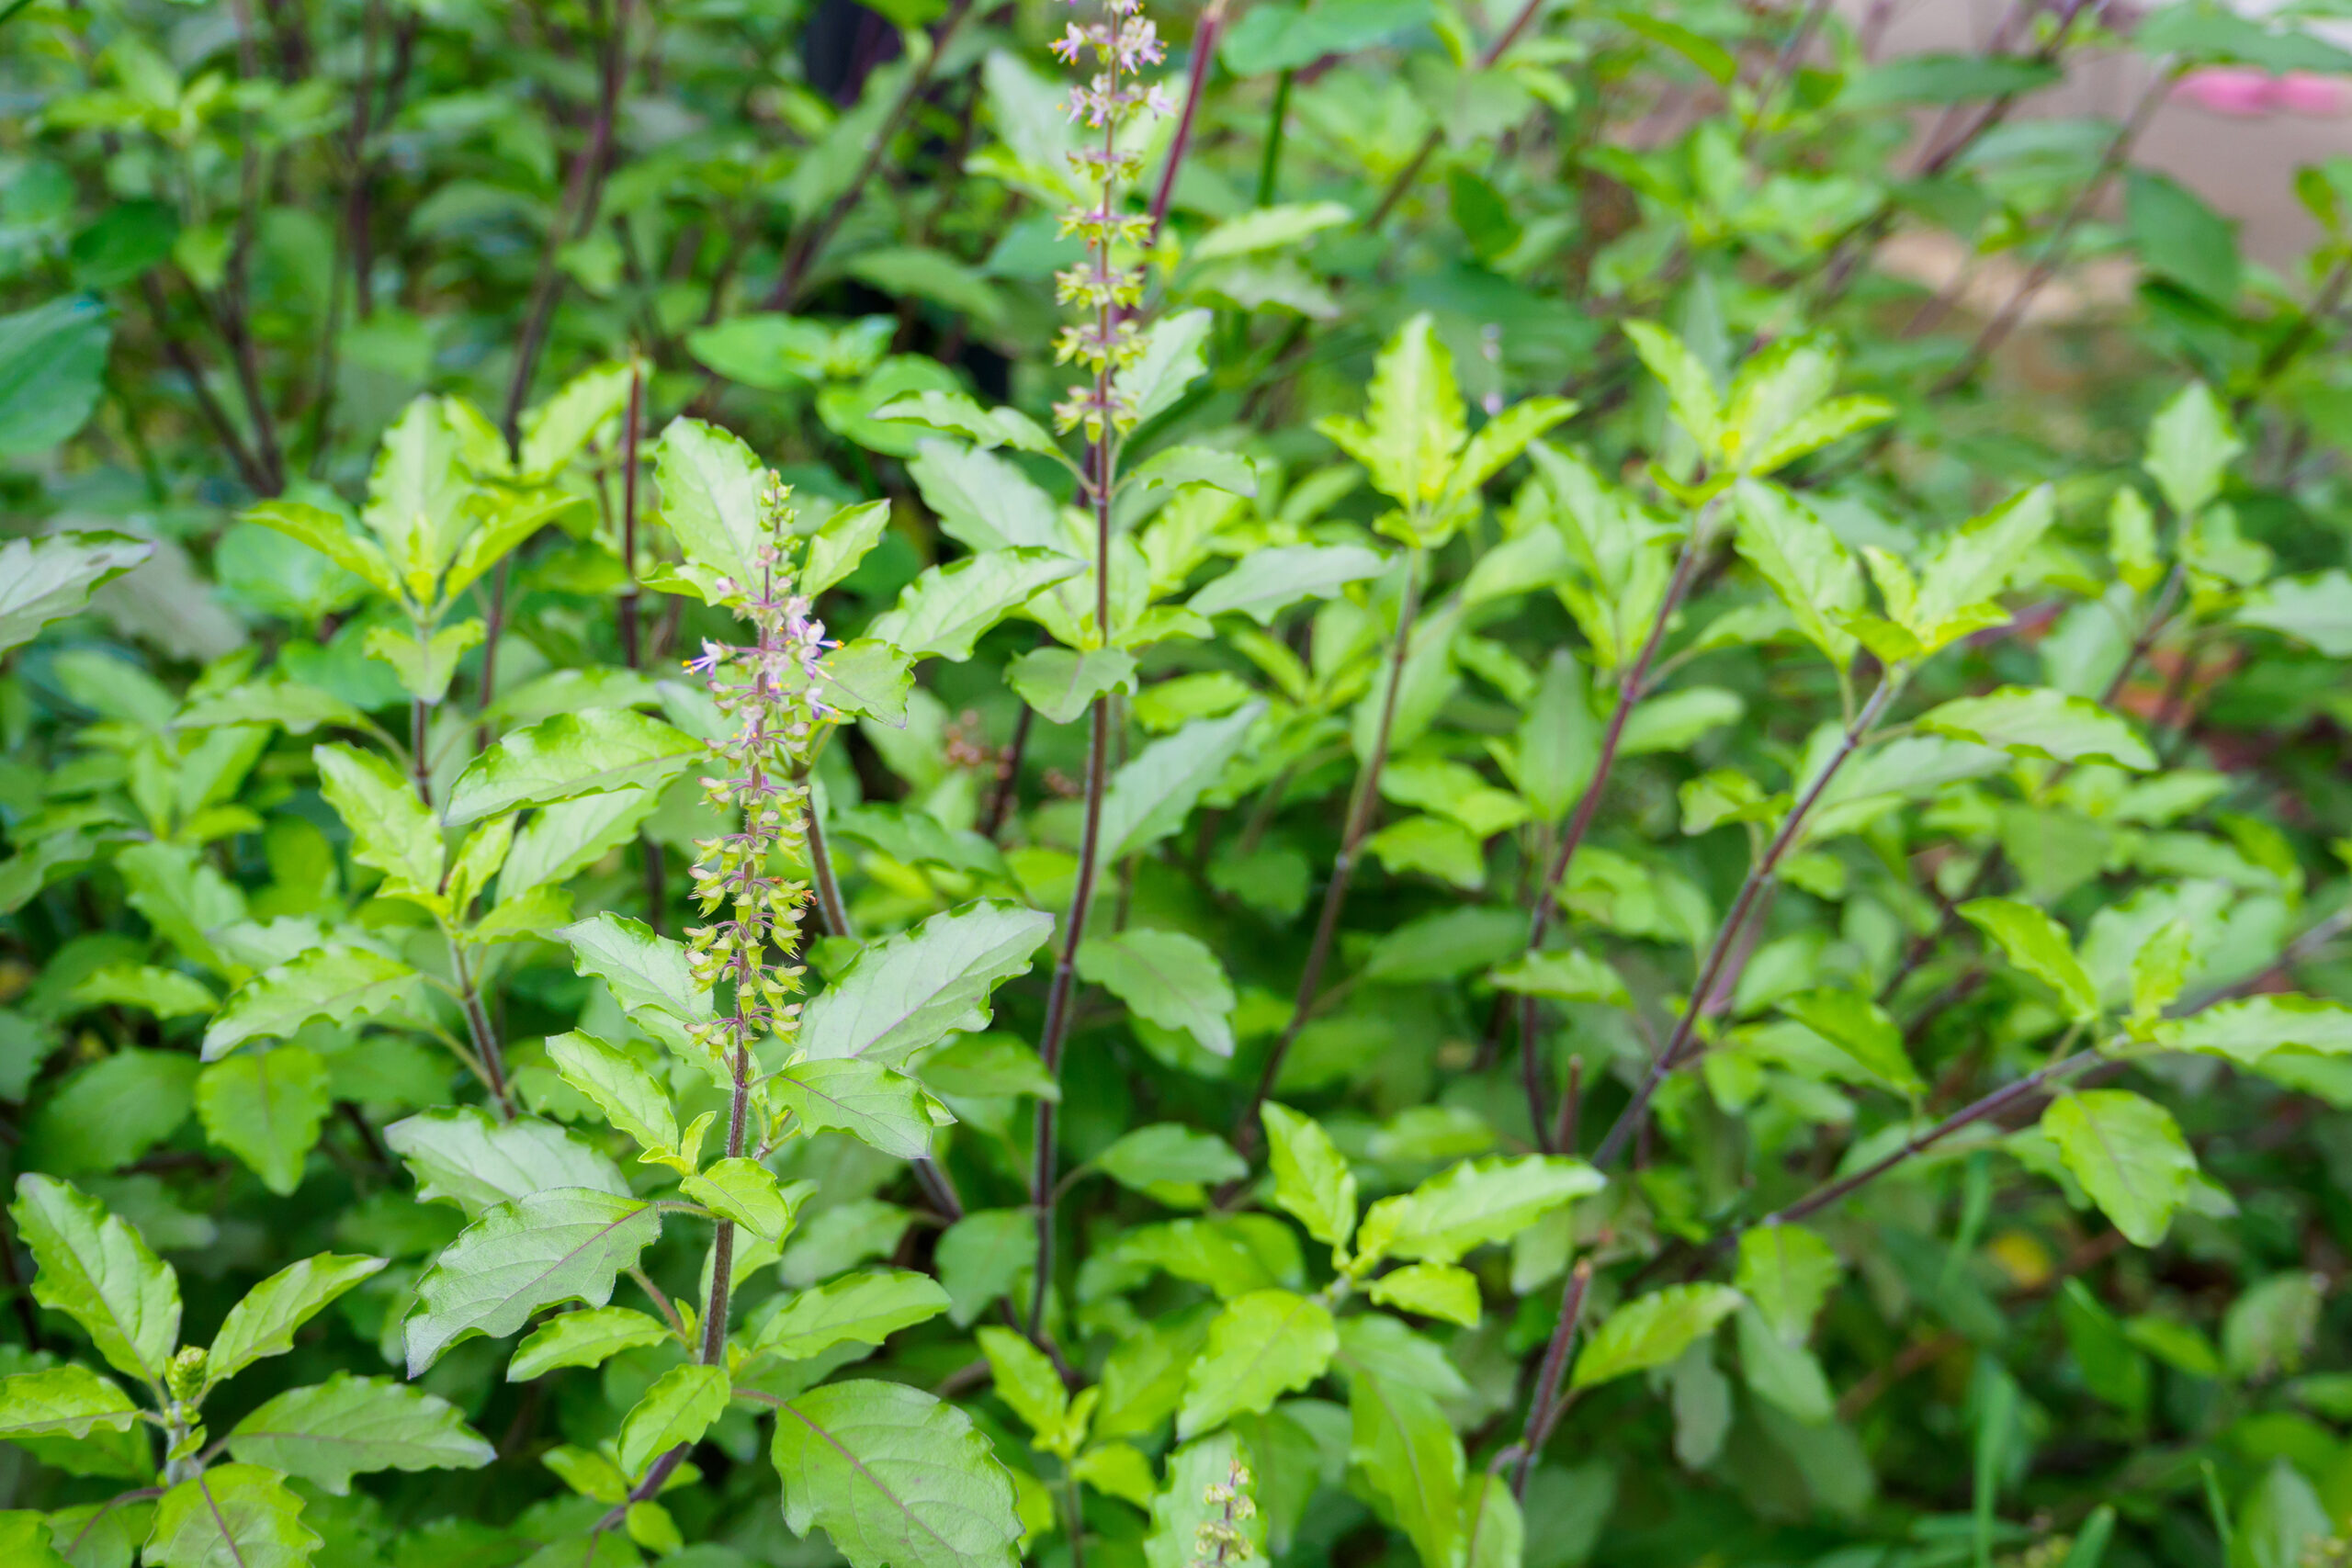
xmin=1347 ymin=1368 xmax=1464 ymax=1568
xmin=1623 ymin=320 xmax=1721 ymax=452
xmin=363 ymin=619 xmax=485 ymax=705
xmin=2143 ymin=381 xmax=2241 ymax=520
xmin=202 ymin=946 xmax=422 ymax=1060
xmin=511 ymin=1305 xmax=673 ymax=1380
xmin=1007 ymin=647 xmax=1137 ymax=725
xmin=1077 ymin=930 xmax=1238 ymax=1059
xmin=1368 ymin=1262 xmax=1481 ymax=1326
xmin=1098 ymin=701 xmax=1266 ymax=861
xmin=0 ymin=1510 xmax=69 ymax=1568
xmin=1357 ymin=1156 xmax=1605 ymax=1266
xmin=1846 ymin=51 xmax=2062 ymax=104
xmin=501 ymin=787 xmax=662 ymax=897
xmin=1455 ymin=397 xmax=1580 ymax=495
xmin=22 ymin=1048 xmax=197 ymax=1175
xmin=1262 ymin=1103 xmax=1359 ymax=1252
xmin=1516 ymin=650 xmax=1600 ymax=823
xmin=867 ymin=548 xmax=1084 ymax=662
xmin=2127 ymin=171 xmax=2240 ymax=304
xmin=446 ymin=709 xmax=704 ymax=826
xmin=227 ymin=1372 xmax=495 ymax=1493
xmin=1192 ymin=200 xmax=1353 ymax=261
xmin=771 ymin=1057 xmax=935 ymax=1157
xmin=679 ymin=1157 xmax=800 ymax=1243
xmin=404 ymin=1189 xmax=661 ymax=1373
xmin=1731 ymin=480 xmax=1860 ymax=667
xmin=2042 ymin=1089 xmax=2197 ymax=1247
xmin=145 ymin=1464 xmax=322 ymax=1568
xmin=907 ymin=443 xmax=1066 ymax=555
xmin=1188 ymin=544 xmax=1385 ymax=626
xmin=1462 ymin=1472 xmax=1524 ymax=1568
xmin=653 ymin=418 xmax=772 ymax=587
xmin=0 ymin=532 xmax=153 ymax=658
xmin=817 ymin=637 xmax=918 ymax=725
xmin=936 ymin=1209 xmax=1039 ymax=1326
xmin=363 ymin=397 xmax=469 ymax=592
xmin=1315 ymin=313 xmax=1466 ymax=507
xmin=205 ymin=1253 xmax=389 ymax=1392
xmin=196 ymin=1048 xmax=332 ymax=1195
xmin=2237 ymin=570 xmax=2352 ymax=657
xmin=1775 ymin=989 xmax=1921 ymax=1095
xmin=384 ymin=1107 xmax=631 ymax=1217
xmin=802 ymin=501 xmax=894 ymax=597
xmin=1572 ymin=1283 xmax=1744 ymax=1390
xmin=0 ymin=1364 xmax=140 ymax=1440
xmin=801 ymin=901 xmax=1057 ymax=1068
xmin=1906 ymin=486 xmax=2055 ymax=647
xmin=2131 ymin=920 xmax=2194 ymax=1027
xmin=1747 ymin=395 xmax=1895 ymax=476
xmin=2160 ymin=996 xmax=2352 ymax=1065
xmin=559 ymin=913 xmax=716 ymax=1058
xmin=1178 ymin=1289 xmax=1338 ymax=1438
xmin=1733 ymin=1224 xmax=1840 ymax=1343
xmin=1958 ymin=898 xmax=2099 ymax=1021
xmin=1115 ymin=310 xmax=1213 ymax=430
xmin=1736 ymin=1303 xmax=1834 ymax=1423
xmin=244 ymin=500 xmax=403 ymax=603
xmin=546 ymin=1031 xmax=677 ymax=1154
xmin=12 ymin=1174 xmax=180 ymax=1389
xmin=975 ymin=1325 xmax=1075 ymax=1448
xmin=1091 ymin=1122 xmax=1248 ymax=1207
xmin=755 ymin=1269 xmax=951 ymax=1359
xmin=1125 ymin=445 xmax=1259 ymax=498
xmin=1489 ymin=949 xmax=1631 ymax=1008
xmin=873 ymin=390 xmax=1058 ymax=457
xmin=616 ymin=1362 xmax=729 ymax=1477
xmin=771 ymin=1380 xmax=1023 ymax=1568
xmin=1147 ymin=1429 xmax=1266 ymax=1568
xmin=1918 ymin=687 xmax=2155 ymax=772
xmin=0 ymin=297 xmax=109 ymax=457
xmin=1720 ymin=336 xmax=1839 ymax=474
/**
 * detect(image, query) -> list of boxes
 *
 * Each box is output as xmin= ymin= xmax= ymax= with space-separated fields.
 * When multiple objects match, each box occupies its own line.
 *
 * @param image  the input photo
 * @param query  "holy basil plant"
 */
xmin=5 ymin=0 xmax=2352 ymax=1566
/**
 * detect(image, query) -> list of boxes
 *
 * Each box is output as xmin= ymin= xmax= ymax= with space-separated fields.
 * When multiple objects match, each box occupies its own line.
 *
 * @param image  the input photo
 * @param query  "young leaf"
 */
xmin=510 ymin=1306 xmax=673 ymax=1381
xmin=1315 ymin=313 xmax=1466 ymax=507
xmin=754 ymin=1270 xmax=952 ymax=1359
xmin=976 ymin=1325 xmax=1075 ymax=1447
xmin=1262 ymin=1103 xmax=1358 ymax=1250
xmin=243 ymin=500 xmax=403 ymax=603
xmin=312 ymin=743 xmax=443 ymax=893
xmin=616 ymin=1363 xmax=730 ymax=1477
xmin=403 ymin=1189 xmax=662 ymax=1374
xmin=1775 ymin=989 xmax=1922 ymax=1095
xmin=383 ymin=1107 xmax=631 ymax=1217
xmin=1098 ymin=701 xmax=1266 ymax=861
xmin=206 ymin=1253 xmax=389 ymax=1391
xmin=0 ymin=1364 xmax=140 ymax=1440
xmin=2043 ymin=1090 xmax=2197 ymax=1247
xmin=679 ymin=1157 xmax=800 ymax=1243
xmin=1076 ymin=930 xmax=1238 ymax=1058
xmin=559 ymin=913 xmax=717 ymax=1053
xmin=2159 ymin=996 xmax=2352 ymax=1065
xmin=803 ymin=500 xmax=893 ymax=596
xmin=1905 ymin=486 xmax=2055 ymax=645
xmin=1367 ymin=1262 xmax=1481 ymax=1326
xmin=1178 ymin=1288 xmax=1338 ymax=1438
xmin=1733 ymin=1224 xmax=1840 ymax=1344
xmin=145 ymin=1465 xmax=322 ymax=1568
xmin=771 ymin=1380 xmax=1023 ymax=1568
xmin=1356 ymin=1156 xmax=1605 ymax=1266
xmin=196 ymin=1047 xmax=332 ymax=1195
xmin=445 ymin=709 xmax=704 ymax=825
xmin=798 ymin=901 xmax=1056 ymax=1068
xmin=226 ymin=1373 xmax=496 ymax=1493
xmin=1958 ymin=898 xmax=2099 ymax=1021
xmin=202 ymin=947 xmax=423 ymax=1060
xmin=1572 ymin=1284 xmax=1744 ymax=1390
xmin=865 ymin=548 xmax=1085 ymax=662
xmin=1918 ymin=687 xmax=2155 ymax=772
xmin=1188 ymin=544 xmax=1385 ymax=626
xmin=12 ymin=1174 xmax=181 ymax=1389
xmin=1623 ymin=320 xmax=1721 ymax=452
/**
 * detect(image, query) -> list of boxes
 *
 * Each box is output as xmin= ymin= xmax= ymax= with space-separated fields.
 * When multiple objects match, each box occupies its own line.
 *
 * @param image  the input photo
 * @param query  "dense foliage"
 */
xmin=4 ymin=0 xmax=2352 ymax=1565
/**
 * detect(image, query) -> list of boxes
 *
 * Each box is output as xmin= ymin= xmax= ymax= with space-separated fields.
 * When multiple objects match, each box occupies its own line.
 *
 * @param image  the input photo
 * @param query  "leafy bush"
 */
xmin=4 ymin=1 xmax=2352 ymax=1566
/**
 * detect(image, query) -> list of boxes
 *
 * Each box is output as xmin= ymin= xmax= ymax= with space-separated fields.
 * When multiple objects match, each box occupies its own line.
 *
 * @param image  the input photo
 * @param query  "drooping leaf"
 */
xmin=510 ymin=1305 xmax=673 ymax=1381
xmin=0 ymin=532 xmax=153 ymax=658
xmin=755 ymin=1269 xmax=953 ymax=1359
xmin=404 ymin=1190 xmax=662 ymax=1373
xmin=196 ymin=1048 xmax=333 ymax=1195
xmin=202 ymin=947 xmax=423 ymax=1060
xmin=1919 ymin=687 xmax=2155 ymax=772
xmin=546 ymin=1031 xmax=678 ymax=1154
xmin=1347 ymin=1368 xmax=1464 ymax=1568
xmin=1098 ymin=702 xmax=1266 ymax=861
xmin=1261 ymin=1103 xmax=1358 ymax=1250
xmin=866 ymin=548 xmax=1085 ymax=661
xmin=616 ymin=1363 xmax=730 ymax=1477
xmin=226 ymin=1373 xmax=495 ymax=1493
xmin=1958 ymin=897 xmax=2099 ymax=1021
xmin=772 ymin=1057 xmax=936 ymax=1157
xmin=1188 ymin=544 xmax=1386 ymax=626
xmin=1077 ymin=930 xmax=1238 ymax=1058
xmin=771 ymin=1380 xmax=1023 ymax=1568
xmin=1733 ymin=1224 xmax=1840 ymax=1344
xmin=1091 ymin=1122 xmax=1249 ymax=1207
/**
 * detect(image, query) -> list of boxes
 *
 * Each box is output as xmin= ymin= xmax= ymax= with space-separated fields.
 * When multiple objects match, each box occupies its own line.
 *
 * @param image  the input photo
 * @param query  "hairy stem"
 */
xmin=1592 ymin=672 xmax=1900 ymax=1168
xmin=1234 ymin=550 xmax=1424 ymax=1157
